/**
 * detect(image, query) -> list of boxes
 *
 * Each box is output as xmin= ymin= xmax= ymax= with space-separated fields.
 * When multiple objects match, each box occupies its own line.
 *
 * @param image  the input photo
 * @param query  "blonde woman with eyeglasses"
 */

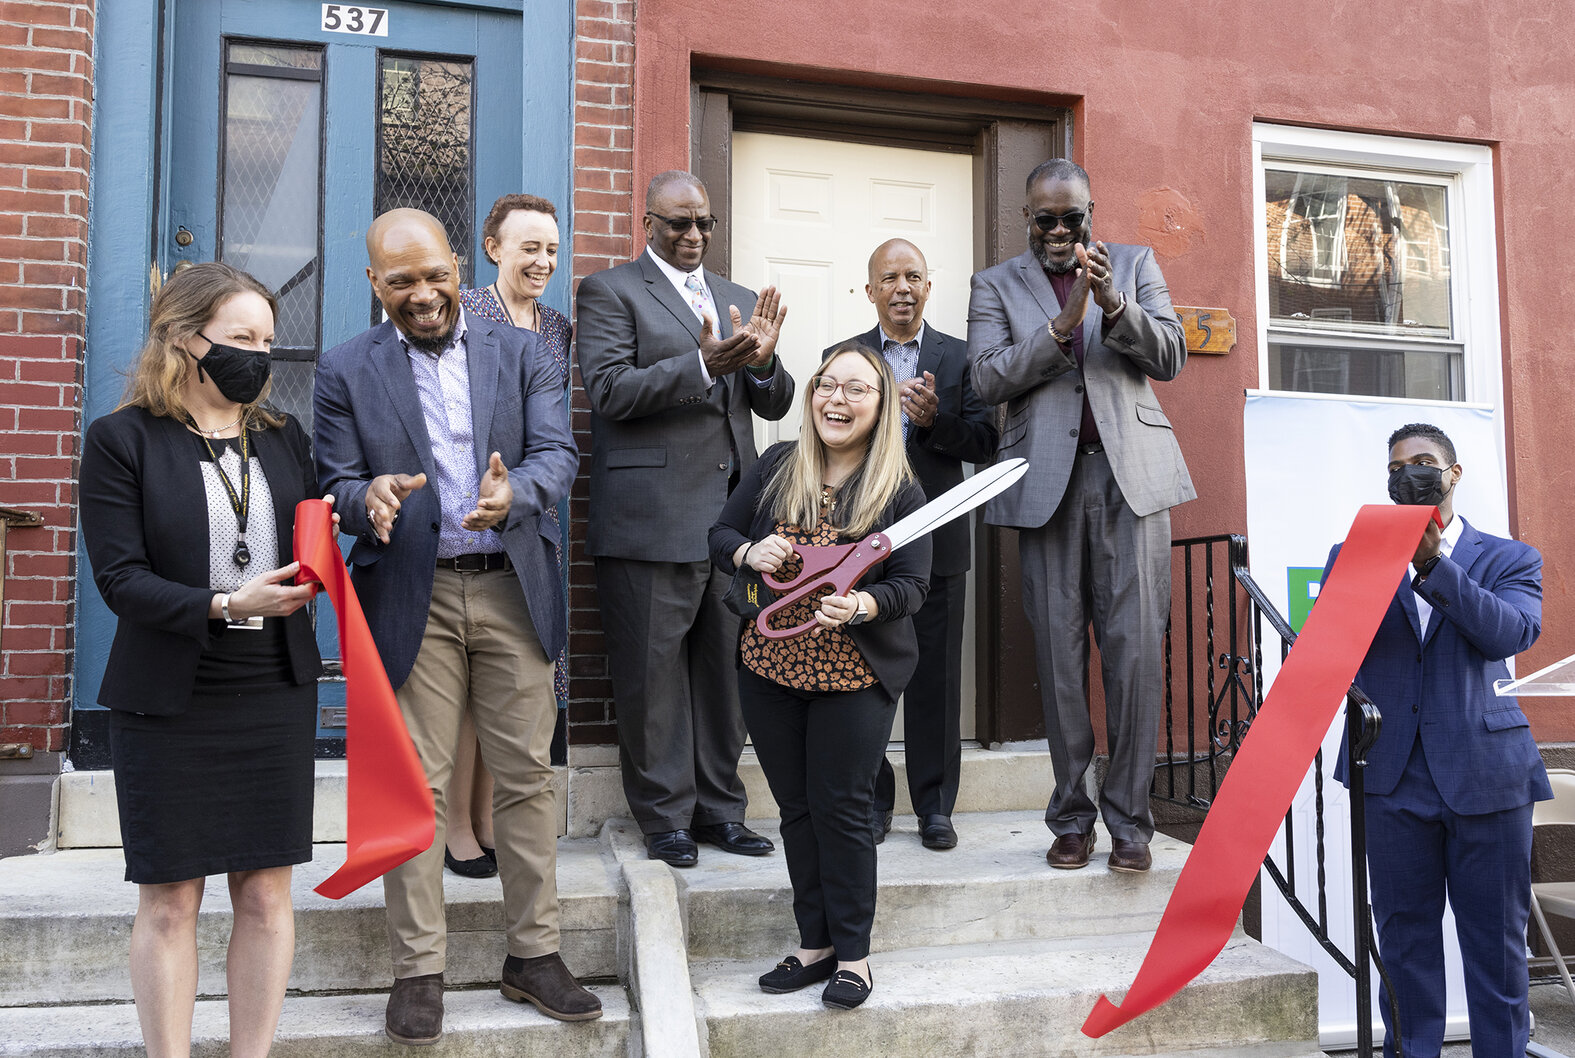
xmin=709 ymin=341 xmax=930 ymax=1010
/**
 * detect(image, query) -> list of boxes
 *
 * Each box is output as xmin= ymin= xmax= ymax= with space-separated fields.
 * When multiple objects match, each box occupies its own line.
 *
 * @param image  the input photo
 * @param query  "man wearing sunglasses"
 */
xmin=969 ymin=159 xmax=1194 ymax=875
xmin=577 ymin=170 xmax=793 ymax=867
xmin=830 ymin=238 xmax=997 ymax=852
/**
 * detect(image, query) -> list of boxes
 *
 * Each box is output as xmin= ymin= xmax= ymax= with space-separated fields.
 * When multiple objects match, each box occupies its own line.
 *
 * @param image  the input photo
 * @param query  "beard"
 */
xmin=1028 ymin=226 xmax=1092 ymax=274
xmin=404 ymin=323 xmax=456 ymax=355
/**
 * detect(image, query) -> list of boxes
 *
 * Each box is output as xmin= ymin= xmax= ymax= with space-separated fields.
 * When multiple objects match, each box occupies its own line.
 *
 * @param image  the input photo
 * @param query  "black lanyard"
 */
xmin=197 ymin=427 xmax=252 ymax=568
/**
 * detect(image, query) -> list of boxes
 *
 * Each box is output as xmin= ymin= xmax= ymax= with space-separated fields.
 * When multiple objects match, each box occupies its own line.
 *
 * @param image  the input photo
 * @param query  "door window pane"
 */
xmin=373 ymin=53 xmax=475 ymax=325
xmin=220 ymin=41 xmax=323 ymax=361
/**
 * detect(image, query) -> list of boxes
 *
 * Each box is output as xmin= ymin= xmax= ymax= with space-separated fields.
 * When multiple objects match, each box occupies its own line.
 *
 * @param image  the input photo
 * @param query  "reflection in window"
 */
xmin=1265 ymin=166 xmax=1462 ymax=401
xmin=373 ymin=54 xmax=474 ymax=323
xmin=220 ymin=42 xmax=323 ymax=361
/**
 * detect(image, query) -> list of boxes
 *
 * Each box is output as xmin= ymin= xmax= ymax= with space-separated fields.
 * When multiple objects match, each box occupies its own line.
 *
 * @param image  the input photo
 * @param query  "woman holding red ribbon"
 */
xmin=709 ymin=342 xmax=930 ymax=1009
xmin=79 ymin=261 xmax=332 ymax=1058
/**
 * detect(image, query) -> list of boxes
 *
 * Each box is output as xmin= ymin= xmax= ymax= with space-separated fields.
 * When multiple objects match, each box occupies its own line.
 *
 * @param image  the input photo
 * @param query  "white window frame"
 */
xmin=1252 ymin=123 xmax=1501 ymax=409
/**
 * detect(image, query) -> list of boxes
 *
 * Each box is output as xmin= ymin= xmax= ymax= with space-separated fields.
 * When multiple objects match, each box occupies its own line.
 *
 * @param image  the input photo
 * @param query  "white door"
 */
xmin=731 ymin=132 xmax=978 ymax=743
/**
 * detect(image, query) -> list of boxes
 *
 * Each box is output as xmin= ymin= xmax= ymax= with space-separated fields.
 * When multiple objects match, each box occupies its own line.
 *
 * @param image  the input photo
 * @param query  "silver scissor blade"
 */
xmin=883 ymin=457 xmax=1029 ymax=551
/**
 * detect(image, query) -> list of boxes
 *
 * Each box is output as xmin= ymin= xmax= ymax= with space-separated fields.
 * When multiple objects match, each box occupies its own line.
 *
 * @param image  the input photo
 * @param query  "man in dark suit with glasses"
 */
xmin=576 ymin=171 xmax=793 ymax=866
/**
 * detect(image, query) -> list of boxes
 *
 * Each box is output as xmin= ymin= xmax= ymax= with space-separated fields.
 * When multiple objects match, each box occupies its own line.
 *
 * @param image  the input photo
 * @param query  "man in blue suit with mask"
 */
xmin=1329 ymin=422 xmax=1546 ymax=1058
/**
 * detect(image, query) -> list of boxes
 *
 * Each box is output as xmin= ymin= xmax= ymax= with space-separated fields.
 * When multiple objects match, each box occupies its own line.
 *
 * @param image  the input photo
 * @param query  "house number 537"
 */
xmin=322 ymin=4 xmax=388 ymax=35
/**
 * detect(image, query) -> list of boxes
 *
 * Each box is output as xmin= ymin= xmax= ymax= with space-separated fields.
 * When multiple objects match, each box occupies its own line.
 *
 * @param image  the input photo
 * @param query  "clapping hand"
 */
xmin=700 ymin=312 xmax=761 ymax=377
xmin=898 ymin=371 xmax=938 ymax=429
xmin=734 ymin=285 xmax=787 ymax=370
xmin=366 ymin=471 xmax=427 ymax=544
xmin=461 ymin=452 xmax=513 ymax=532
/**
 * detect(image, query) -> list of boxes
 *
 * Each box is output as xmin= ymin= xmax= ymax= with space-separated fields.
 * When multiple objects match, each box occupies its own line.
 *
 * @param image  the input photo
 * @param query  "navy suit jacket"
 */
xmin=313 ymin=314 xmax=578 ymax=690
xmin=1330 ymin=516 xmax=1549 ymax=816
xmin=829 ymin=325 xmax=996 ymax=577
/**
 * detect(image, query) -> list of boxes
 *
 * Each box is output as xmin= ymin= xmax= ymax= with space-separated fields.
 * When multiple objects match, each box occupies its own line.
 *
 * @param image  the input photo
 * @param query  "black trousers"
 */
xmin=874 ymin=571 xmax=965 ymax=817
xmin=739 ymin=667 xmax=898 ymax=961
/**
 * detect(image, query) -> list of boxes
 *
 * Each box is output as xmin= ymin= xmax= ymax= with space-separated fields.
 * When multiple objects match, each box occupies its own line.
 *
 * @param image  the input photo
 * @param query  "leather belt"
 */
xmin=437 ymin=552 xmax=511 ymax=572
xmin=1077 ymin=441 xmax=1105 ymax=456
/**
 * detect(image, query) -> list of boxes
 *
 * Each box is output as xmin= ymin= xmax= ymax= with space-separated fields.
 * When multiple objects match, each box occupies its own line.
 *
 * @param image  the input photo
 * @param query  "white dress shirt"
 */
xmin=1415 ymin=513 xmax=1465 ymax=636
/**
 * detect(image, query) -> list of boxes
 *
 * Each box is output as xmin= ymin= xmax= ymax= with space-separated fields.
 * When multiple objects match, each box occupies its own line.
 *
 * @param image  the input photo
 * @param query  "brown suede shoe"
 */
xmin=1108 ymin=838 xmax=1153 ymax=873
xmin=501 ymin=952 xmax=604 ymax=1021
xmin=386 ymin=972 xmax=443 ymax=1045
xmin=1047 ymin=831 xmax=1095 ymax=869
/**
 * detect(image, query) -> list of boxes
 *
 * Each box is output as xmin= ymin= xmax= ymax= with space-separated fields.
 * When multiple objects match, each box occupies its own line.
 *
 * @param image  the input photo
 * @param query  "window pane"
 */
xmin=1268 ymin=338 xmax=1463 ymax=402
xmin=221 ymin=43 xmax=322 ymax=360
xmin=228 ymin=43 xmax=322 ymax=70
xmin=1265 ymin=170 xmax=1452 ymax=339
xmin=374 ymin=54 xmax=474 ymax=323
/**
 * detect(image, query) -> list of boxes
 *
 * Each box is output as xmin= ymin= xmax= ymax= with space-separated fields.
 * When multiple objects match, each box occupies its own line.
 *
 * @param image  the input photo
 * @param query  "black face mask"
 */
xmin=190 ymin=333 xmax=271 ymax=405
xmin=1388 ymin=463 xmax=1449 ymax=507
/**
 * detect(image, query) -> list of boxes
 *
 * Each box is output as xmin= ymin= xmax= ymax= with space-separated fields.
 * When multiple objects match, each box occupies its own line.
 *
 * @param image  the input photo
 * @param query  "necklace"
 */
xmin=492 ymin=284 xmax=540 ymax=332
xmin=819 ymin=483 xmax=837 ymax=513
xmin=190 ymin=413 xmax=242 ymax=438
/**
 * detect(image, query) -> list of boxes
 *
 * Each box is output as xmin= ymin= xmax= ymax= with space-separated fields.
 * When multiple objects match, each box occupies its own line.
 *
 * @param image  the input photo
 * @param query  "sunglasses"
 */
xmin=1031 ymin=209 xmax=1089 ymax=233
xmin=646 ymin=212 xmax=719 ymax=234
xmin=811 ymin=376 xmax=880 ymax=403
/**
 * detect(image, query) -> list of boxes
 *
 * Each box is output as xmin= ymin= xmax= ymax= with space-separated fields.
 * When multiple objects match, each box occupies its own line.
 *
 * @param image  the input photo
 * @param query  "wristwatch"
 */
xmin=1417 ymin=553 xmax=1443 ymax=578
xmin=846 ymin=594 xmax=870 ymax=626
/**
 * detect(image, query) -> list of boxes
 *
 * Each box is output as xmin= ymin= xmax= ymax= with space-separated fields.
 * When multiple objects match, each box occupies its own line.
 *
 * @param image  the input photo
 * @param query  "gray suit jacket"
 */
xmin=576 ymin=251 xmax=795 ymax=562
xmin=313 ymin=315 xmax=578 ymax=690
xmin=968 ymin=246 xmax=1195 ymax=527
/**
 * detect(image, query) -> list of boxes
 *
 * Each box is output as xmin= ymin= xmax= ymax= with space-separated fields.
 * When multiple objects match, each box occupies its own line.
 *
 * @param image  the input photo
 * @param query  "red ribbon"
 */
xmin=1082 ymin=503 xmax=1439 ymax=1037
xmin=294 ymin=499 xmax=435 ymax=899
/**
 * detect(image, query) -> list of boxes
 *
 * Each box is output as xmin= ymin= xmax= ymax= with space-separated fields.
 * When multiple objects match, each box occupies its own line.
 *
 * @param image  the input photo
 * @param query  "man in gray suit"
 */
xmin=576 ymin=171 xmax=793 ymax=866
xmin=315 ymin=210 xmax=598 ymax=1042
xmin=969 ymin=160 xmax=1194 ymax=874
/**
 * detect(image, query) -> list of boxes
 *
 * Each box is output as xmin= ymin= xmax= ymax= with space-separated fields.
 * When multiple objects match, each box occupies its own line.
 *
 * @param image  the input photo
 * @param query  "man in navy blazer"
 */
xmin=1330 ymin=422 xmax=1546 ymax=1058
xmin=831 ymin=238 xmax=996 ymax=850
xmin=314 ymin=210 xmax=595 ymax=1044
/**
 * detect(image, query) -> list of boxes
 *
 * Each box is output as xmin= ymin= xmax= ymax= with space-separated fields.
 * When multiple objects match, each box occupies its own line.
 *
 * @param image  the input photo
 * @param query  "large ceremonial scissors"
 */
xmin=755 ymin=457 xmax=1029 ymax=639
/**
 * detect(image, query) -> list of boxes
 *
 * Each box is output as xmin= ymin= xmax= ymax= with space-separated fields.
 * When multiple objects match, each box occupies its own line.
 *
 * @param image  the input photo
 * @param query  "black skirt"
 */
xmin=108 ymin=619 xmax=316 ymax=884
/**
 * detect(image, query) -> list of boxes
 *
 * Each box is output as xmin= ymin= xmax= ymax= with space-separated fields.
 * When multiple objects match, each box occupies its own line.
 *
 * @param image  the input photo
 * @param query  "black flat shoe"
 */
xmin=822 ymin=968 xmax=873 ymax=1009
xmin=758 ymin=954 xmax=837 ymax=993
xmin=646 ymin=829 xmax=699 ymax=867
xmin=920 ymin=814 xmax=958 ymax=850
xmin=444 ymin=846 xmax=498 ymax=878
xmin=692 ymin=821 xmax=775 ymax=856
xmin=480 ymin=844 xmax=497 ymax=865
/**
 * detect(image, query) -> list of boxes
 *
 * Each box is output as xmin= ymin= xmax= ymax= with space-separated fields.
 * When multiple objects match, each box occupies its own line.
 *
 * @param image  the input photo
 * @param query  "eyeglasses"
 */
xmin=1031 ymin=209 xmax=1089 ymax=233
xmin=811 ymin=376 xmax=880 ymax=403
xmin=646 ymin=212 xmax=719 ymax=234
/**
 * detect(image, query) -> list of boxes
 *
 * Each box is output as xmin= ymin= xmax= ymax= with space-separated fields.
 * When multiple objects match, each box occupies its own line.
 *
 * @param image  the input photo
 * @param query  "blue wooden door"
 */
xmin=158 ymin=0 xmax=524 ymax=745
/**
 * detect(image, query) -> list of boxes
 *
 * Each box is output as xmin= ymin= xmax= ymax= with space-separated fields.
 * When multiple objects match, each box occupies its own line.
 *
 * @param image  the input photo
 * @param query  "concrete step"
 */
xmin=692 ymin=935 xmax=1319 ymax=1058
xmin=54 ymin=744 xmax=1057 ymax=846
xmin=0 ymin=839 xmax=620 ymax=1006
xmin=603 ymin=812 xmax=1189 ymax=960
xmin=0 ymin=986 xmax=632 ymax=1057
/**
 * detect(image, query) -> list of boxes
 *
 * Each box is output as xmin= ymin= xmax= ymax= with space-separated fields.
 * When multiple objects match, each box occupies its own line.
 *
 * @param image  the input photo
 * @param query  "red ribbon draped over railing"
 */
xmin=1082 ymin=503 xmax=1439 ymax=1038
xmin=294 ymin=499 xmax=434 ymax=899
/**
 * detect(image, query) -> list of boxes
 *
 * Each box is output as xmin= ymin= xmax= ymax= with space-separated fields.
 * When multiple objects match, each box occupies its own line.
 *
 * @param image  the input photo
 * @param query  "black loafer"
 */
xmin=692 ymin=821 xmax=775 ymax=856
xmin=758 ymin=953 xmax=837 ymax=993
xmin=919 ymin=814 xmax=958 ymax=850
xmin=822 ymin=968 xmax=873 ymax=1009
xmin=444 ymin=846 xmax=498 ymax=878
xmin=646 ymin=829 xmax=698 ymax=867
xmin=873 ymin=809 xmax=894 ymax=845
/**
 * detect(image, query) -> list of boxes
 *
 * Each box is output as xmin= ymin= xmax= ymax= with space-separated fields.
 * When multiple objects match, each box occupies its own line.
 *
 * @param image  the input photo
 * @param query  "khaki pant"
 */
xmin=383 ymin=567 xmax=559 ymax=978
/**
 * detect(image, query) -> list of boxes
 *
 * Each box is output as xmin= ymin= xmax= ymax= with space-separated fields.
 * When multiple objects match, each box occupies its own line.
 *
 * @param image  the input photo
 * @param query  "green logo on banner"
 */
xmin=1287 ymin=567 xmax=1323 ymax=633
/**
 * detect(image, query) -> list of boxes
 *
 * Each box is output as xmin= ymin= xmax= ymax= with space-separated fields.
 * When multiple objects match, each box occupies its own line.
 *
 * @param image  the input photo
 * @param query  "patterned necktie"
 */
xmin=684 ymin=273 xmax=712 ymax=323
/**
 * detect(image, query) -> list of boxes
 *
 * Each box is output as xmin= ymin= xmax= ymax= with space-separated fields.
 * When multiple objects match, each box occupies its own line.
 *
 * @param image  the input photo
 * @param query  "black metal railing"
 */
xmin=1155 ymin=533 xmax=1401 ymax=1058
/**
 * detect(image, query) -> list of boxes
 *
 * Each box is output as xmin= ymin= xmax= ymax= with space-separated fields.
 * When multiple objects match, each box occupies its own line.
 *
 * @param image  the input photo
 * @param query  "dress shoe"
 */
xmin=822 ymin=968 xmax=873 ymax=1009
xmin=385 ymin=972 xmax=443 ymax=1045
xmin=919 ymin=814 xmax=958 ymax=850
xmin=480 ymin=844 xmax=497 ymax=865
xmin=501 ymin=952 xmax=603 ymax=1021
xmin=692 ymin=821 xmax=775 ymax=856
xmin=646 ymin=829 xmax=698 ymax=866
xmin=758 ymin=953 xmax=837 ymax=993
xmin=444 ymin=846 xmax=498 ymax=878
xmin=873 ymin=809 xmax=894 ymax=845
xmin=1108 ymin=838 xmax=1153 ymax=873
xmin=1047 ymin=830 xmax=1095 ymax=869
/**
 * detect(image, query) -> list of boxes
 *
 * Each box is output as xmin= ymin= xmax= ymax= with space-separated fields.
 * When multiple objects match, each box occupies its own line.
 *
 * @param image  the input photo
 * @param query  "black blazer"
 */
xmin=80 ymin=405 xmax=323 ymax=714
xmin=829 ymin=325 xmax=996 ymax=576
xmin=709 ymin=442 xmax=931 ymax=702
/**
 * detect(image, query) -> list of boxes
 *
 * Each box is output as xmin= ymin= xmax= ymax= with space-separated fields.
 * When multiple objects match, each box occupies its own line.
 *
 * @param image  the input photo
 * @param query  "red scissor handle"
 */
xmin=755 ymin=533 xmax=892 ymax=640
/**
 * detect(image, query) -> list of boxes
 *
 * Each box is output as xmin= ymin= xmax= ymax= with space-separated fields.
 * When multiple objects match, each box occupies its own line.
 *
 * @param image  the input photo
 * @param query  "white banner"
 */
xmin=1244 ymin=391 xmax=1505 ymax=1047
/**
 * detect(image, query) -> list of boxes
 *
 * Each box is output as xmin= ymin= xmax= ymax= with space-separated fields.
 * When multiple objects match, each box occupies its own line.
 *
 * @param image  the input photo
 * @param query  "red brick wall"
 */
xmin=0 ymin=0 xmax=94 ymax=753
xmin=567 ymin=0 xmax=636 ymax=745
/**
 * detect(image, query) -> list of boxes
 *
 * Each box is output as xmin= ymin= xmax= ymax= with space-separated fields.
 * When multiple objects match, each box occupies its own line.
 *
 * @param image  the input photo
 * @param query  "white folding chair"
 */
xmin=1530 ymin=768 xmax=1575 ymax=1004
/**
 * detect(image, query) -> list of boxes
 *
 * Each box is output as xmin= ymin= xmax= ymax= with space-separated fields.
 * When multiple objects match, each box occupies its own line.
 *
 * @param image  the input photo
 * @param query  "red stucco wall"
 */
xmin=621 ymin=0 xmax=1575 ymax=739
